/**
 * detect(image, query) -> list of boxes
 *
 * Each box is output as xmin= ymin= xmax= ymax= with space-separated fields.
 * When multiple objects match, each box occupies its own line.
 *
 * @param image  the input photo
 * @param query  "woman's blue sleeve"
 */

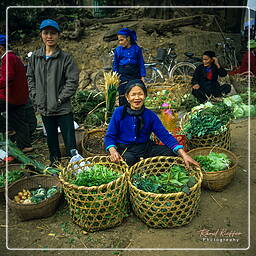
xmin=113 ymin=48 xmax=119 ymax=72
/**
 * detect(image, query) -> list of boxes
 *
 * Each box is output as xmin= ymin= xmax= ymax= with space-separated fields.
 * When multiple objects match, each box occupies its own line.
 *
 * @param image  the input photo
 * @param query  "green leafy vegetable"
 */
xmin=70 ymin=164 xmax=121 ymax=187
xmin=183 ymin=102 xmax=233 ymax=138
xmin=132 ymin=165 xmax=196 ymax=194
xmin=193 ymin=152 xmax=231 ymax=172
xmin=0 ymin=170 xmax=24 ymax=187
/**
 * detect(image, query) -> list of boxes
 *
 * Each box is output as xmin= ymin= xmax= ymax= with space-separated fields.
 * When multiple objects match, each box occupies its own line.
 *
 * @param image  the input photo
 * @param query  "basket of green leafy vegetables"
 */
xmin=59 ymin=156 xmax=129 ymax=231
xmin=7 ymin=175 xmax=62 ymax=221
xmin=0 ymin=164 xmax=28 ymax=201
xmin=188 ymin=147 xmax=238 ymax=191
xmin=181 ymin=102 xmax=233 ymax=150
xmin=128 ymin=156 xmax=202 ymax=228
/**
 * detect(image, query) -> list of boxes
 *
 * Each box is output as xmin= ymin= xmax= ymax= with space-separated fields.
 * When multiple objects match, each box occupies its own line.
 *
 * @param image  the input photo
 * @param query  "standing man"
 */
xmin=27 ymin=19 xmax=79 ymax=166
xmin=0 ymin=34 xmax=32 ymax=152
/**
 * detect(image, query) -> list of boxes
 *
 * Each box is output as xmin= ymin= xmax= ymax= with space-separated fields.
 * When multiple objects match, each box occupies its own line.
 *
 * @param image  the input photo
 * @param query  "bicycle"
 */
xmin=92 ymin=49 xmax=115 ymax=92
xmin=144 ymin=45 xmax=198 ymax=85
xmin=215 ymin=38 xmax=239 ymax=71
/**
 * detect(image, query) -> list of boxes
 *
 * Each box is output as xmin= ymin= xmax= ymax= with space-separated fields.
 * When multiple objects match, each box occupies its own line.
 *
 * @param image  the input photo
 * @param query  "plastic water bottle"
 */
xmin=69 ymin=149 xmax=85 ymax=173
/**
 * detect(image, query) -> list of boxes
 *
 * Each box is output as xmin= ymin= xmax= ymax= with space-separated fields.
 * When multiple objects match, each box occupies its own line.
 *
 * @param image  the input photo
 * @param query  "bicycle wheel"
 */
xmin=93 ymin=70 xmax=105 ymax=92
xmin=145 ymin=66 xmax=164 ymax=85
xmin=169 ymin=62 xmax=196 ymax=83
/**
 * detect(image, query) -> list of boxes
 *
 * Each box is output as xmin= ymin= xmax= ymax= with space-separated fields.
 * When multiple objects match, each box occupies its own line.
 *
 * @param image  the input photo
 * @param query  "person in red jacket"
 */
xmin=0 ymin=34 xmax=32 ymax=152
xmin=228 ymin=40 xmax=256 ymax=76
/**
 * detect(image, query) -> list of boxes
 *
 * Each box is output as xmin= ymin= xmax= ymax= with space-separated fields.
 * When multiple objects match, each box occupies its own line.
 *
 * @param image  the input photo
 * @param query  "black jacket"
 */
xmin=191 ymin=64 xmax=227 ymax=92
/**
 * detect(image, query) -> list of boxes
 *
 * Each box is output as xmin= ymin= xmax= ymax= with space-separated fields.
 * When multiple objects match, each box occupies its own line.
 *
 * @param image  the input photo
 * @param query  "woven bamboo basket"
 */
xmin=59 ymin=156 xmax=129 ymax=232
xmin=81 ymin=128 xmax=107 ymax=157
xmin=187 ymin=147 xmax=238 ymax=191
xmin=128 ymin=156 xmax=203 ymax=228
xmin=180 ymin=114 xmax=231 ymax=151
xmin=0 ymin=164 xmax=29 ymax=201
xmin=8 ymin=175 xmax=62 ymax=221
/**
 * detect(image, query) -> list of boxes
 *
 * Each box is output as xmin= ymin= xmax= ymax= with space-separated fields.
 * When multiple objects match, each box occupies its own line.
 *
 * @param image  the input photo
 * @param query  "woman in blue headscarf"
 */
xmin=113 ymin=28 xmax=146 ymax=106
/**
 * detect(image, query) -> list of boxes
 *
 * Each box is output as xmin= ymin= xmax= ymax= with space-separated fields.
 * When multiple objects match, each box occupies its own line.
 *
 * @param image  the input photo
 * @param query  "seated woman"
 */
xmin=104 ymin=79 xmax=199 ymax=168
xmin=191 ymin=51 xmax=231 ymax=103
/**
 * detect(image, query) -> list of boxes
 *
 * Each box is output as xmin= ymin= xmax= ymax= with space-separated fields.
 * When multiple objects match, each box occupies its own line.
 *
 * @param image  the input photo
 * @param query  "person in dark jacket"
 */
xmin=104 ymin=79 xmax=199 ymax=168
xmin=191 ymin=51 xmax=231 ymax=103
xmin=27 ymin=19 xmax=79 ymax=166
xmin=113 ymin=28 xmax=146 ymax=106
xmin=0 ymin=34 xmax=32 ymax=152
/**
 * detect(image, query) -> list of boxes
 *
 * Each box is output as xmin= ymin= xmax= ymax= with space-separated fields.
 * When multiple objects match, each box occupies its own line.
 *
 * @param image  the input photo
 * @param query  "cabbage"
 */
xmin=241 ymin=104 xmax=249 ymax=117
xmin=250 ymin=105 xmax=256 ymax=116
xmin=223 ymin=98 xmax=233 ymax=107
xmin=229 ymin=95 xmax=243 ymax=103
xmin=233 ymin=105 xmax=244 ymax=119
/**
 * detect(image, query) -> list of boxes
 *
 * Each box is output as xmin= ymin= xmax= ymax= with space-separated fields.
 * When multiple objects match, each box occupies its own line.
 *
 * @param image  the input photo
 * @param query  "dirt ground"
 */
xmin=0 ymin=117 xmax=255 ymax=256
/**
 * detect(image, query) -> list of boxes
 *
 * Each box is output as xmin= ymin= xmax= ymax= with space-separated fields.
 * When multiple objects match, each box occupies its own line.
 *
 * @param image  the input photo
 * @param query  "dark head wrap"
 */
xmin=203 ymin=50 xmax=216 ymax=58
xmin=125 ymin=79 xmax=147 ymax=96
xmin=121 ymin=79 xmax=147 ymax=136
xmin=117 ymin=28 xmax=137 ymax=44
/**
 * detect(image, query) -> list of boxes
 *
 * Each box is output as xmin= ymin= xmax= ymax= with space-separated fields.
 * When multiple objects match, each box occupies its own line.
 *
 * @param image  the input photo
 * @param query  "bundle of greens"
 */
xmin=70 ymin=164 xmax=121 ymax=187
xmin=72 ymin=90 xmax=105 ymax=125
xmin=104 ymin=71 xmax=120 ymax=123
xmin=132 ymin=165 xmax=196 ymax=194
xmin=193 ymin=152 xmax=231 ymax=172
xmin=183 ymin=102 xmax=233 ymax=138
xmin=0 ymin=140 xmax=60 ymax=175
xmin=0 ymin=169 xmax=24 ymax=187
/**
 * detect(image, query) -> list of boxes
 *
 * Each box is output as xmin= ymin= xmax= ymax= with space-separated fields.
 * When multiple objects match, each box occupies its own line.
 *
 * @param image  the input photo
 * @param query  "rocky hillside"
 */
xmin=13 ymin=14 xmax=242 ymax=90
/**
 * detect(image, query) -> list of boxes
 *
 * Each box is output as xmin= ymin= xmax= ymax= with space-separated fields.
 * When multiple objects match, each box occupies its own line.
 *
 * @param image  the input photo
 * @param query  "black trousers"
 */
xmin=117 ymin=140 xmax=176 ymax=166
xmin=41 ymin=113 xmax=76 ymax=164
xmin=0 ymin=100 xmax=31 ymax=149
xmin=192 ymin=83 xmax=231 ymax=103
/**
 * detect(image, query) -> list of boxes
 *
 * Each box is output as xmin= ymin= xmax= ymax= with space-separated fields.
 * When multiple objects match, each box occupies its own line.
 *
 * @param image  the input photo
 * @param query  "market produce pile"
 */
xmin=0 ymin=169 xmax=24 ymax=188
xmin=222 ymin=92 xmax=256 ymax=119
xmin=193 ymin=152 xmax=231 ymax=172
xmin=182 ymin=102 xmax=233 ymax=139
xmin=69 ymin=164 xmax=121 ymax=187
xmin=13 ymin=185 xmax=58 ymax=204
xmin=132 ymin=165 xmax=196 ymax=194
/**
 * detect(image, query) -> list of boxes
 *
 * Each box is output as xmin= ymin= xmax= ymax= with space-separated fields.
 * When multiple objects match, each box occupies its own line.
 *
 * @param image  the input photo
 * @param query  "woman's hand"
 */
xmin=141 ymin=77 xmax=145 ymax=83
xmin=212 ymin=57 xmax=220 ymax=68
xmin=109 ymin=147 xmax=122 ymax=163
xmin=192 ymin=84 xmax=200 ymax=89
xmin=178 ymin=148 xmax=200 ymax=169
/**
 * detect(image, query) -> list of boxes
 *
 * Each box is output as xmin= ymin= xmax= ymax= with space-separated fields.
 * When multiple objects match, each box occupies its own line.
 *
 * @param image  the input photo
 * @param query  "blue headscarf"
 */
xmin=117 ymin=28 xmax=137 ymax=44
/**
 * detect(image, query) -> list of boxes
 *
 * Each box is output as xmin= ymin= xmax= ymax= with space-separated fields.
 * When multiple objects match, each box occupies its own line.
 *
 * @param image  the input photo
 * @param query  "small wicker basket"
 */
xmin=81 ymin=128 xmax=107 ymax=157
xmin=128 ymin=156 xmax=203 ymax=228
xmin=8 ymin=175 xmax=62 ymax=221
xmin=187 ymin=147 xmax=238 ymax=191
xmin=59 ymin=156 xmax=129 ymax=232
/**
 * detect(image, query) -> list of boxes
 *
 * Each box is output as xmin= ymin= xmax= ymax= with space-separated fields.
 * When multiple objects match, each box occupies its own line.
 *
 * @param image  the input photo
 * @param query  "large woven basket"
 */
xmin=180 ymin=114 xmax=231 ymax=150
xmin=59 ymin=156 xmax=129 ymax=232
xmin=0 ymin=164 xmax=29 ymax=201
xmin=81 ymin=128 xmax=107 ymax=157
xmin=128 ymin=156 xmax=203 ymax=228
xmin=8 ymin=175 xmax=62 ymax=221
xmin=187 ymin=147 xmax=238 ymax=191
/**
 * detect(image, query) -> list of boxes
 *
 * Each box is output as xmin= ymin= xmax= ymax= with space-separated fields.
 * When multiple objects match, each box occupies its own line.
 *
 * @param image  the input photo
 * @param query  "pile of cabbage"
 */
xmin=222 ymin=92 xmax=256 ymax=119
